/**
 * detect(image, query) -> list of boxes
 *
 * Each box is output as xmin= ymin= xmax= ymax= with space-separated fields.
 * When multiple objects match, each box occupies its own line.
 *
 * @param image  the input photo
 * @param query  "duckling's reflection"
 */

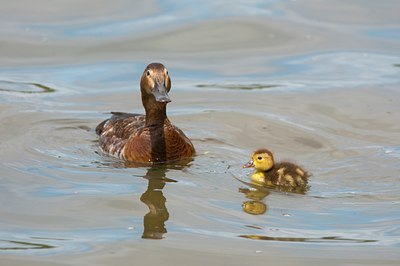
xmin=234 ymin=173 xmax=308 ymax=215
xmin=239 ymin=187 xmax=269 ymax=215
xmin=233 ymin=175 xmax=270 ymax=215
xmin=140 ymin=167 xmax=176 ymax=239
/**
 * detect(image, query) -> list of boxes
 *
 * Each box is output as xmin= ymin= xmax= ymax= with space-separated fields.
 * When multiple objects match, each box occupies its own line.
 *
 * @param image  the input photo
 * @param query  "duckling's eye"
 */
xmin=257 ymin=156 xmax=263 ymax=161
xmin=166 ymin=71 xmax=169 ymax=75
xmin=146 ymin=70 xmax=150 ymax=76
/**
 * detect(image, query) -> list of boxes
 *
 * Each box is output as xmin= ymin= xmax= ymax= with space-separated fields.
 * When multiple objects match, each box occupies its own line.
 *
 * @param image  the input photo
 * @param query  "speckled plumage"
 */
xmin=260 ymin=161 xmax=309 ymax=188
xmin=96 ymin=63 xmax=195 ymax=164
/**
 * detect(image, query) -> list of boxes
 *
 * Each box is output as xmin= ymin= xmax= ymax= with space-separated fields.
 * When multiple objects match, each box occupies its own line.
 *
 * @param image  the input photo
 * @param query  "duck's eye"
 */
xmin=257 ymin=156 xmax=262 ymax=160
xmin=166 ymin=71 xmax=169 ymax=75
xmin=146 ymin=70 xmax=150 ymax=76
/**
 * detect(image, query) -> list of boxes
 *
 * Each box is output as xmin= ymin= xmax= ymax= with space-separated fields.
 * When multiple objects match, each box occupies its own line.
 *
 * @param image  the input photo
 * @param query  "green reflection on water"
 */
xmin=0 ymin=239 xmax=56 ymax=250
xmin=0 ymin=80 xmax=56 ymax=93
xmin=238 ymin=235 xmax=377 ymax=243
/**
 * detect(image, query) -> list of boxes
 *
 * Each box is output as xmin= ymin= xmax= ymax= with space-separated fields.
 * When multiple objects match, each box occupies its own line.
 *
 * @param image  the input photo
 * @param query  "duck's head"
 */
xmin=140 ymin=63 xmax=171 ymax=104
xmin=243 ymin=149 xmax=274 ymax=171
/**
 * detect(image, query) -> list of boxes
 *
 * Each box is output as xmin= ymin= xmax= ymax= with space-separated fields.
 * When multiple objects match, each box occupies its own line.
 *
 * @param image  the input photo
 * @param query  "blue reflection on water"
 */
xmin=1 ymin=51 xmax=399 ymax=95
xmin=365 ymin=28 xmax=400 ymax=40
xmin=28 ymin=0 xmax=284 ymax=38
xmin=35 ymin=182 xmax=143 ymax=197
xmin=0 ymin=227 xmax=140 ymax=255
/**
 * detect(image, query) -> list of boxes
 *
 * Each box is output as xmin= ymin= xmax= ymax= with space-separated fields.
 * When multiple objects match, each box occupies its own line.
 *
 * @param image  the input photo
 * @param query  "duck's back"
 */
xmin=96 ymin=112 xmax=145 ymax=159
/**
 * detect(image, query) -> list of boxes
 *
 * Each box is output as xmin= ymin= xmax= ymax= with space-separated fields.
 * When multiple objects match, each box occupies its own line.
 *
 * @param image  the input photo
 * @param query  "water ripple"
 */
xmin=0 ymin=80 xmax=55 ymax=94
xmin=238 ymin=234 xmax=377 ymax=243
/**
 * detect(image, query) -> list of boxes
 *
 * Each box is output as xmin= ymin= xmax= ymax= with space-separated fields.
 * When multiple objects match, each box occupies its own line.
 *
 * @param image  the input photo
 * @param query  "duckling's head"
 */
xmin=140 ymin=63 xmax=171 ymax=104
xmin=243 ymin=149 xmax=274 ymax=171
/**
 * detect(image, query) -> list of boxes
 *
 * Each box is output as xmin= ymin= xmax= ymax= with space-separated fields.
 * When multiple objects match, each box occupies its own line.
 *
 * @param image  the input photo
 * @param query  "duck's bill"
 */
xmin=242 ymin=160 xmax=254 ymax=168
xmin=153 ymin=83 xmax=171 ymax=103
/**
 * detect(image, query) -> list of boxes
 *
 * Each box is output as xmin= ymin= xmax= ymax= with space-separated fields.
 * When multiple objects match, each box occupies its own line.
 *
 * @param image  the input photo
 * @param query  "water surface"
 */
xmin=1 ymin=0 xmax=399 ymax=265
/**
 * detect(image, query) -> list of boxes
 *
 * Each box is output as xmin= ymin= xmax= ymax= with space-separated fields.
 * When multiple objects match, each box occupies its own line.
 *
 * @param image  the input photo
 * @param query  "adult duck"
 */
xmin=96 ymin=63 xmax=195 ymax=164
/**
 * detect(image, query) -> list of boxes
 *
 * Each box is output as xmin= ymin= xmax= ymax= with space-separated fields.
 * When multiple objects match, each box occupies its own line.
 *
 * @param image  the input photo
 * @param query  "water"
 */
xmin=1 ymin=0 xmax=399 ymax=265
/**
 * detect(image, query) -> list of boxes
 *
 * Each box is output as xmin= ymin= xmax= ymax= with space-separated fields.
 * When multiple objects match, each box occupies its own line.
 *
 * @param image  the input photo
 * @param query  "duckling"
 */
xmin=96 ymin=63 xmax=195 ymax=164
xmin=243 ymin=149 xmax=309 ymax=191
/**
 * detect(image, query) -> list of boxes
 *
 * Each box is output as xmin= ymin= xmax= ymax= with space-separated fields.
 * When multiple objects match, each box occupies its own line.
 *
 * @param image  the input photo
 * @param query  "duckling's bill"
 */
xmin=243 ymin=160 xmax=255 ymax=168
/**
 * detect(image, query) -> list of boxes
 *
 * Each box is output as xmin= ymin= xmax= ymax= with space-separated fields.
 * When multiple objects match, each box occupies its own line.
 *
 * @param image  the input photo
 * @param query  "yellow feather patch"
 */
xmin=251 ymin=171 xmax=265 ymax=184
xmin=284 ymin=174 xmax=295 ymax=186
xmin=296 ymin=168 xmax=305 ymax=176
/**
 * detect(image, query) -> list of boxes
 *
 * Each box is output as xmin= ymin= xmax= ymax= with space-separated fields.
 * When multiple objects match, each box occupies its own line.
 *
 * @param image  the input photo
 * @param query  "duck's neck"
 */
xmin=144 ymin=102 xmax=169 ymax=127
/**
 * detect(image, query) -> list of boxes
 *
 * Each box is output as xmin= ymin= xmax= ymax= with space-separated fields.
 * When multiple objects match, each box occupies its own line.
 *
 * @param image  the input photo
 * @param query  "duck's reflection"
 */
xmin=140 ymin=167 xmax=176 ymax=239
xmin=239 ymin=187 xmax=269 ymax=215
xmin=141 ymin=178 xmax=169 ymax=239
xmin=120 ymin=159 xmax=192 ymax=239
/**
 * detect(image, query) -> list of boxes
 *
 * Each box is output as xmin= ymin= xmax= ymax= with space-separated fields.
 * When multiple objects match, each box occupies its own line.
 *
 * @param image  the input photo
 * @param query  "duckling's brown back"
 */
xmin=267 ymin=162 xmax=309 ymax=188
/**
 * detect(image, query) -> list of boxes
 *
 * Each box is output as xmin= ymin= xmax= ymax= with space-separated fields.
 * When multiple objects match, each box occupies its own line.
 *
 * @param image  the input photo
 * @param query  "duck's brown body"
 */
xmin=96 ymin=63 xmax=195 ymax=164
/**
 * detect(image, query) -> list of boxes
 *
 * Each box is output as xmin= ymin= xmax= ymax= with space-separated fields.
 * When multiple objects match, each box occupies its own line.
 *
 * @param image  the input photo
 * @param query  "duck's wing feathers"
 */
xmin=96 ymin=112 xmax=145 ymax=138
xmin=96 ymin=112 xmax=145 ymax=158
